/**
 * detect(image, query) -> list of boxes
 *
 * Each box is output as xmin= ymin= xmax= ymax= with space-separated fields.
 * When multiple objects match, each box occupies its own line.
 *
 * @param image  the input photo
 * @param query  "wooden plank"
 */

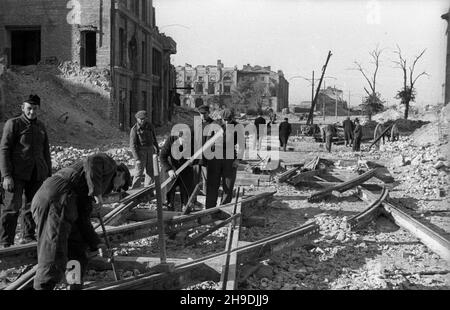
xmin=221 ymin=189 xmax=242 ymax=290
xmin=308 ymin=168 xmax=379 ymax=202
xmin=88 ymin=256 xmax=190 ymax=273
xmin=278 ymin=166 xmax=301 ymax=183
xmin=286 ymin=169 xmax=324 ymax=185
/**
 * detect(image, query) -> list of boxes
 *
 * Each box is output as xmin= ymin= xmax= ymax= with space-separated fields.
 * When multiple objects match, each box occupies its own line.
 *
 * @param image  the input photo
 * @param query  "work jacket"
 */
xmin=0 ymin=114 xmax=51 ymax=181
xmin=130 ymin=122 xmax=159 ymax=160
xmin=343 ymin=119 xmax=354 ymax=133
xmin=279 ymin=121 xmax=292 ymax=137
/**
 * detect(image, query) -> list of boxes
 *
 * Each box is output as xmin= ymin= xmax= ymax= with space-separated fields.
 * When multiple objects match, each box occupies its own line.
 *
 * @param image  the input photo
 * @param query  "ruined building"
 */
xmin=0 ymin=0 xmax=176 ymax=130
xmin=236 ymin=64 xmax=289 ymax=113
xmin=176 ymin=60 xmax=237 ymax=109
xmin=176 ymin=61 xmax=289 ymax=114
xmin=443 ymin=9 xmax=449 ymax=106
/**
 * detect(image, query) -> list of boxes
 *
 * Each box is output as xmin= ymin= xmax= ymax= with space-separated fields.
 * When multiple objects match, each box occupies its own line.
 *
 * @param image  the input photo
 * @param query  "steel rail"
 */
xmin=84 ymin=221 xmax=320 ymax=290
xmin=307 ymin=168 xmax=378 ymax=202
xmin=382 ymin=201 xmax=450 ymax=263
xmin=348 ymin=186 xmax=388 ymax=229
xmin=358 ymin=187 xmax=450 ymax=263
xmin=0 ymin=191 xmax=276 ymax=270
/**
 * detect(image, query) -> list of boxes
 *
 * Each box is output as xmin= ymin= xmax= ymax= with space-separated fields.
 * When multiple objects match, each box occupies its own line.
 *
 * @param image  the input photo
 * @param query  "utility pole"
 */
xmin=322 ymin=81 xmax=326 ymax=121
xmin=348 ymin=90 xmax=351 ymax=117
xmin=307 ymin=51 xmax=332 ymax=125
xmin=335 ymin=85 xmax=338 ymax=120
xmin=311 ymin=71 xmax=315 ymax=110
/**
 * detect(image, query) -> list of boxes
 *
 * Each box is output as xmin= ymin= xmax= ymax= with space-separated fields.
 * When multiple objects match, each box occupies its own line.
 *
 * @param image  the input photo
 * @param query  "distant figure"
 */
xmin=322 ymin=124 xmax=337 ymax=153
xmin=254 ymin=110 xmax=266 ymax=150
xmin=352 ymin=118 xmax=363 ymax=151
xmin=343 ymin=117 xmax=354 ymax=147
xmin=391 ymin=122 xmax=399 ymax=142
xmin=279 ymin=118 xmax=292 ymax=152
xmin=373 ymin=121 xmax=384 ymax=150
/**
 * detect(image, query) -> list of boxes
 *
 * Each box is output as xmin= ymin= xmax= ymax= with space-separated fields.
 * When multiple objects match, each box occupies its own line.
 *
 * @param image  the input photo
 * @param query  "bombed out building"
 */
xmin=0 ymin=0 xmax=176 ymax=130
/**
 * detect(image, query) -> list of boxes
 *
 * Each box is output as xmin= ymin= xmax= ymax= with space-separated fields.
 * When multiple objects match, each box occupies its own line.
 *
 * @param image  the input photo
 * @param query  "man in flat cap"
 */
xmin=130 ymin=110 xmax=160 ymax=189
xmin=0 ymin=94 xmax=52 ymax=248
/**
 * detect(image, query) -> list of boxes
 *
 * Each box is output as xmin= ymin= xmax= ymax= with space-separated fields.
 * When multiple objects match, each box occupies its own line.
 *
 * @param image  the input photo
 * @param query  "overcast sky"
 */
xmin=155 ymin=0 xmax=449 ymax=107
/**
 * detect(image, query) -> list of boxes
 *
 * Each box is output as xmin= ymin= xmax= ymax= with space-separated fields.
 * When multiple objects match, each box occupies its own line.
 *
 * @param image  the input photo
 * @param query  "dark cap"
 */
xmin=24 ymin=94 xmax=40 ymax=106
xmin=197 ymin=105 xmax=210 ymax=114
xmin=354 ymin=118 xmax=360 ymax=123
xmin=135 ymin=110 xmax=147 ymax=119
xmin=221 ymin=108 xmax=234 ymax=120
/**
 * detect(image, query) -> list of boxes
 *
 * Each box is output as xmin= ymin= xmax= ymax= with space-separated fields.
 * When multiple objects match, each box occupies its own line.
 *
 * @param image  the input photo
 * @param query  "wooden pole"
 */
xmin=307 ymin=51 xmax=332 ymax=125
xmin=153 ymin=154 xmax=167 ymax=264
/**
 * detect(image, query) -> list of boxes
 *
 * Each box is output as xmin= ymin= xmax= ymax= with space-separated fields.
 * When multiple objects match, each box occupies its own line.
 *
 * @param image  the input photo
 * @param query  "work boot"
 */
xmin=18 ymin=236 xmax=37 ymax=245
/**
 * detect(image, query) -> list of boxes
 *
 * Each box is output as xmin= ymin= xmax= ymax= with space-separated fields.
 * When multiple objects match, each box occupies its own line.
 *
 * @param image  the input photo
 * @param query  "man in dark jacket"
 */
xmin=343 ymin=117 xmax=354 ymax=147
xmin=0 ymin=94 xmax=52 ymax=248
xmin=31 ymin=153 xmax=131 ymax=290
xmin=322 ymin=123 xmax=337 ymax=153
xmin=160 ymin=130 xmax=195 ymax=211
xmin=130 ymin=110 xmax=160 ymax=189
xmin=196 ymin=105 xmax=215 ymax=195
xmin=254 ymin=111 xmax=266 ymax=150
xmin=205 ymin=109 xmax=239 ymax=209
xmin=279 ymin=118 xmax=292 ymax=152
xmin=352 ymin=118 xmax=363 ymax=151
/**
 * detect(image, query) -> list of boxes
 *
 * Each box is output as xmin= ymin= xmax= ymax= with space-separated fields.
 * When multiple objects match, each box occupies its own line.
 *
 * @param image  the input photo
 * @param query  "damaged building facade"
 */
xmin=0 ymin=0 xmax=176 ymax=130
xmin=176 ymin=61 xmax=289 ymax=113
xmin=236 ymin=64 xmax=289 ymax=113
xmin=176 ymin=60 xmax=237 ymax=109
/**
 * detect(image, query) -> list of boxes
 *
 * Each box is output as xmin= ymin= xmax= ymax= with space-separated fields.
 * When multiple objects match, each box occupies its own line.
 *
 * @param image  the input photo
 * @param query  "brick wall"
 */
xmin=0 ymin=0 xmax=112 ymax=67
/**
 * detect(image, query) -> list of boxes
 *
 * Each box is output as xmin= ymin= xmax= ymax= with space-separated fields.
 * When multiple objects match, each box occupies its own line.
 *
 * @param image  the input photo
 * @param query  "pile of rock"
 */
xmin=51 ymin=146 xmax=134 ymax=172
xmin=58 ymin=61 xmax=111 ymax=92
xmin=385 ymin=138 xmax=449 ymax=199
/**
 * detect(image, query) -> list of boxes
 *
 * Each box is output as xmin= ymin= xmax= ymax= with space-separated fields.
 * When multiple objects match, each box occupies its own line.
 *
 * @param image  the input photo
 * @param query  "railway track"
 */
xmin=2 ymin=156 xmax=449 ymax=290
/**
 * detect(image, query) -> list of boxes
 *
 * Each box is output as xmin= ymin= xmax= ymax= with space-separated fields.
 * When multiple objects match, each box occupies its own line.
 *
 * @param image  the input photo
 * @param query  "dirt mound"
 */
xmin=383 ymin=119 xmax=429 ymax=133
xmin=0 ymin=65 xmax=127 ymax=148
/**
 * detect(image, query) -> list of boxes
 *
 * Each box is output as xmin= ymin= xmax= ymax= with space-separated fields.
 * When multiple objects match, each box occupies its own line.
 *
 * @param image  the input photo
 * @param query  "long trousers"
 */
xmin=132 ymin=148 xmax=154 ymax=189
xmin=344 ymin=131 xmax=353 ymax=146
xmin=353 ymin=136 xmax=362 ymax=151
xmin=205 ymin=159 xmax=237 ymax=209
xmin=325 ymin=134 xmax=332 ymax=152
xmin=32 ymin=177 xmax=93 ymax=290
xmin=279 ymin=135 xmax=289 ymax=151
xmin=166 ymin=167 xmax=194 ymax=211
xmin=0 ymin=175 xmax=42 ymax=246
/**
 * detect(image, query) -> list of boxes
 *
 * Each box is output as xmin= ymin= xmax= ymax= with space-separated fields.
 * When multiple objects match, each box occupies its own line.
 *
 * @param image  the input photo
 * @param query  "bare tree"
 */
xmin=393 ymin=45 xmax=428 ymax=119
xmin=352 ymin=46 xmax=385 ymax=120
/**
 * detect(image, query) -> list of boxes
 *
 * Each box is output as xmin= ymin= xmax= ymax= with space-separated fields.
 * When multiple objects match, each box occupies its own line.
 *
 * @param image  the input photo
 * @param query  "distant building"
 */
xmin=315 ymin=86 xmax=349 ymax=116
xmin=442 ymin=9 xmax=449 ymax=105
xmin=236 ymin=64 xmax=289 ymax=113
xmin=0 ymin=0 xmax=177 ymax=130
xmin=176 ymin=60 xmax=237 ymax=109
xmin=176 ymin=61 xmax=289 ymax=113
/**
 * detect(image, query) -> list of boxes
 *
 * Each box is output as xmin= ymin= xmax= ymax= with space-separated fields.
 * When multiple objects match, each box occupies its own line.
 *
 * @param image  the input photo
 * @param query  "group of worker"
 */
xmin=323 ymin=116 xmax=400 ymax=153
xmin=254 ymin=110 xmax=292 ymax=152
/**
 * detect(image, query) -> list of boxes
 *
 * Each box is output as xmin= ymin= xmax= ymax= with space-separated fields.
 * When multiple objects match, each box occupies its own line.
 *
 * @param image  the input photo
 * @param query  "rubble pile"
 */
xmin=384 ymin=138 xmax=449 ymax=199
xmin=58 ymin=61 xmax=111 ymax=92
xmin=50 ymin=146 xmax=134 ymax=171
